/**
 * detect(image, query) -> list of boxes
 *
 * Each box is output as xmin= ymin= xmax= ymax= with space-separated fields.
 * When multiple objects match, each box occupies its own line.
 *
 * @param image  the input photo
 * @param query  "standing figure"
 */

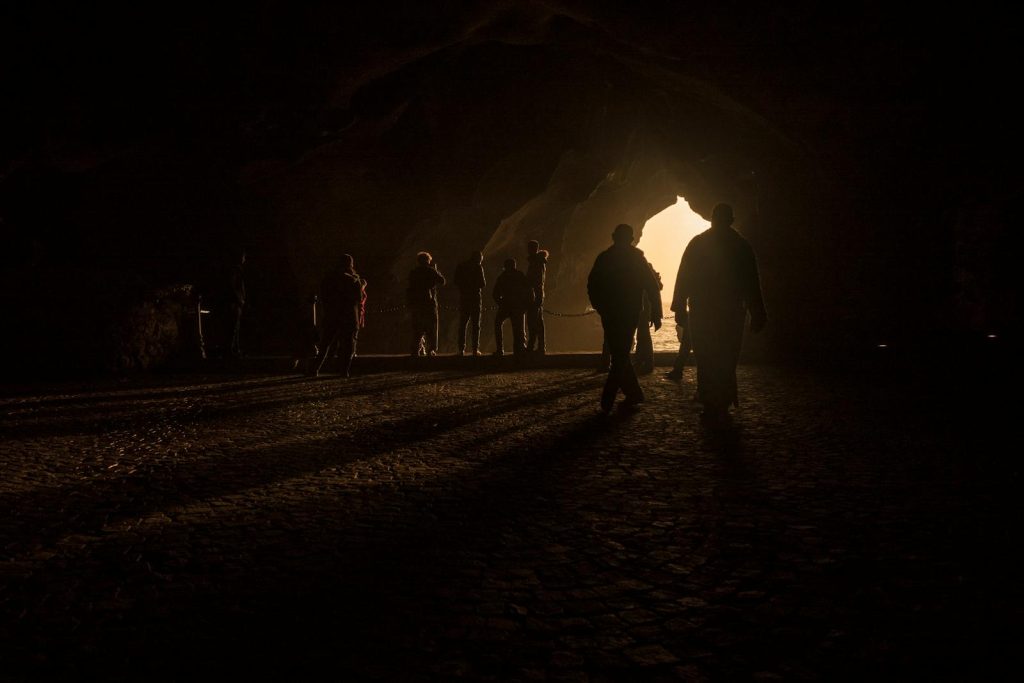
xmin=664 ymin=314 xmax=692 ymax=381
xmin=492 ymin=258 xmax=533 ymax=356
xmin=407 ymin=251 xmax=446 ymax=356
xmin=310 ymin=254 xmax=366 ymax=378
xmin=525 ymin=240 xmax=548 ymax=354
xmin=227 ymin=248 xmax=246 ymax=359
xmin=671 ymin=203 xmax=767 ymax=425
xmin=634 ymin=265 xmax=663 ymax=375
xmin=454 ymin=250 xmax=486 ymax=356
xmin=587 ymin=224 xmax=662 ymax=413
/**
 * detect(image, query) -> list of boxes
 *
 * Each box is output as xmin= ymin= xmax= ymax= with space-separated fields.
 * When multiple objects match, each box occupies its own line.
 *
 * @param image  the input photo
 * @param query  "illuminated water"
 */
xmin=651 ymin=316 xmax=682 ymax=352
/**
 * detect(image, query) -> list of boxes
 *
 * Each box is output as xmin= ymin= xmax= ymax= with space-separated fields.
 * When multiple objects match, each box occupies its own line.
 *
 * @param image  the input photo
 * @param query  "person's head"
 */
xmin=711 ymin=203 xmax=735 ymax=228
xmin=341 ymin=253 xmax=355 ymax=271
xmin=416 ymin=251 xmax=432 ymax=266
xmin=471 ymin=250 xmax=483 ymax=265
xmin=612 ymin=223 xmax=634 ymax=245
xmin=503 ymin=257 xmax=517 ymax=271
xmin=527 ymin=240 xmax=539 ymax=255
xmin=538 ymin=249 xmax=549 ymax=259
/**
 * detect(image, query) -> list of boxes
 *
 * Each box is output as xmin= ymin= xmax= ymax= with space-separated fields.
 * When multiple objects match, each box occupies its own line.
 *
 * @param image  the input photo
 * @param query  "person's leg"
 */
xmin=525 ymin=307 xmax=534 ymax=352
xmin=600 ymin=325 xmax=620 ymax=411
xmin=457 ymin=306 xmax=469 ymax=354
xmin=312 ymin=324 xmax=340 ymax=375
xmin=665 ymin=343 xmax=686 ymax=380
xmin=512 ymin=310 xmax=527 ymax=354
xmin=411 ymin=308 xmax=424 ymax=356
xmin=674 ymin=342 xmax=687 ymax=371
xmin=599 ymin=318 xmax=634 ymax=410
xmin=611 ymin=322 xmax=643 ymax=403
xmin=536 ymin=305 xmax=545 ymax=353
xmin=635 ymin=319 xmax=653 ymax=374
xmin=428 ymin=304 xmax=439 ymax=354
xmin=339 ymin=328 xmax=357 ymax=377
xmin=470 ymin=298 xmax=482 ymax=353
xmin=493 ymin=309 xmax=506 ymax=355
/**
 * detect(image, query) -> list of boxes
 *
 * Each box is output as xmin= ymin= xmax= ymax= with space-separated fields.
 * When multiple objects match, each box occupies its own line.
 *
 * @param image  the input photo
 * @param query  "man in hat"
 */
xmin=587 ymin=224 xmax=662 ymax=413
xmin=671 ymin=203 xmax=767 ymax=425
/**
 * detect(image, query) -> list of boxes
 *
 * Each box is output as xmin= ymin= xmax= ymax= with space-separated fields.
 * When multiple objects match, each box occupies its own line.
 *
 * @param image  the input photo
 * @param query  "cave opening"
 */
xmin=635 ymin=196 xmax=707 ymax=306
xmin=635 ymin=196 xmax=708 ymax=351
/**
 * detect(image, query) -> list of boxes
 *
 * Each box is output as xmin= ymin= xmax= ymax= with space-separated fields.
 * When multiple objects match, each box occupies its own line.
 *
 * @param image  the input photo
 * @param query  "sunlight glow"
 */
xmin=636 ymin=197 xmax=708 ymax=305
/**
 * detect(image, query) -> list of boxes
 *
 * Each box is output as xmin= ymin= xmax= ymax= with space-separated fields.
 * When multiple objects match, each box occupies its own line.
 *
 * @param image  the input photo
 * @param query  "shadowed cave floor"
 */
xmin=0 ymin=365 xmax=1016 ymax=681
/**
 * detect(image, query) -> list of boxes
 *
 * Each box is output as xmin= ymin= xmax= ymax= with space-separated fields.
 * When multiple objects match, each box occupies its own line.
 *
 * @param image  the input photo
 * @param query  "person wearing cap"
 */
xmin=671 ymin=202 xmax=767 ymax=425
xmin=587 ymin=223 xmax=663 ymax=413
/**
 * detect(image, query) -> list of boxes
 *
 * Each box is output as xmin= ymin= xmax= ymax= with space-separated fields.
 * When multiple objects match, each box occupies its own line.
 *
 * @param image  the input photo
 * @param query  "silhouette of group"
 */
xmin=309 ymin=202 xmax=767 ymax=425
xmin=587 ymin=203 xmax=767 ymax=422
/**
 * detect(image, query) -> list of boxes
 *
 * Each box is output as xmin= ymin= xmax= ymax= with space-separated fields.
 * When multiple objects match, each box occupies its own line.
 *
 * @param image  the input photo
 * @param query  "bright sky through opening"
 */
xmin=636 ymin=197 xmax=707 ymax=305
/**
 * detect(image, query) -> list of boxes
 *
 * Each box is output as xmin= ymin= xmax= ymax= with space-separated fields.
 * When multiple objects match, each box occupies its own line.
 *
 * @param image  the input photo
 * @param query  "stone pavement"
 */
xmin=0 ymin=365 xmax=1017 ymax=681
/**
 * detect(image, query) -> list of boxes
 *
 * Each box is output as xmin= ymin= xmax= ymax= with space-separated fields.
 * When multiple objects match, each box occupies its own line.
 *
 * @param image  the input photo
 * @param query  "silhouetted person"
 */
xmin=310 ymin=254 xmax=366 ymax=377
xmin=407 ymin=251 xmax=446 ymax=356
xmin=672 ymin=203 xmax=767 ymax=424
xmin=634 ymin=265 xmax=663 ymax=374
xmin=492 ymin=258 xmax=533 ymax=356
xmin=227 ymin=248 xmax=246 ymax=358
xmin=664 ymin=317 xmax=692 ymax=381
xmin=526 ymin=240 xmax=548 ymax=354
xmin=454 ymin=250 xmax=486 ymax=355
xmin=588 ymin=224 xmax=662 ymax=412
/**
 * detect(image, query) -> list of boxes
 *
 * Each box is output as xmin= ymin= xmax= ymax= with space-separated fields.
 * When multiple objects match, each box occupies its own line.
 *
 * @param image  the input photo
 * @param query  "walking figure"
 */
xmin=671 ymin=203 xmax=767 ymax=425
xmin=407 ymin=252 xmax=446 ymax=356
xmin=526 ymin=240 xmax=548 ymax=354
xmin=634 ymin=264 xmax=662 ymax=375
xmin=454 ymin=250 xmax=486 ymax=356
xmin=587 ymin=224 xmax=662 ymax=413
xmin=310 ymin=254 xmax=366 ymax=378
xmin=492 ymin=258 xmax=534 ymax=356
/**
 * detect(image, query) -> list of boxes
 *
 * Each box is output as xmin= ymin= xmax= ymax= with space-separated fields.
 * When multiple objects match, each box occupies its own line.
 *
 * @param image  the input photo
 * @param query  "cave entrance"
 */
xmin=635 ymin=196 xmax=707 ymax=350
xmin=636 ymin=196 xmax=707 ymax=302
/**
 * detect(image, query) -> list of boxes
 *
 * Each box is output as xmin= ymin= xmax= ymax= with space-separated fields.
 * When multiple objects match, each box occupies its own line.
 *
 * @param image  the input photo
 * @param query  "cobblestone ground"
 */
xmin=0 ymin=365 xmax=1017 ymax=681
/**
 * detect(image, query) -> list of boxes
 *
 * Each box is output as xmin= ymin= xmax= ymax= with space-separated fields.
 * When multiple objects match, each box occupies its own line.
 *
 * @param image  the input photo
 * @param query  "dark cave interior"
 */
xmin=1 ymin=1 xmax=1017 ymax=372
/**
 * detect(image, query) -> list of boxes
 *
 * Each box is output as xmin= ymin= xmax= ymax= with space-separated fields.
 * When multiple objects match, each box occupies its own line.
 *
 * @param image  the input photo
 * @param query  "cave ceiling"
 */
xmin=1 ymin=0 xmax=1018 ymax=348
